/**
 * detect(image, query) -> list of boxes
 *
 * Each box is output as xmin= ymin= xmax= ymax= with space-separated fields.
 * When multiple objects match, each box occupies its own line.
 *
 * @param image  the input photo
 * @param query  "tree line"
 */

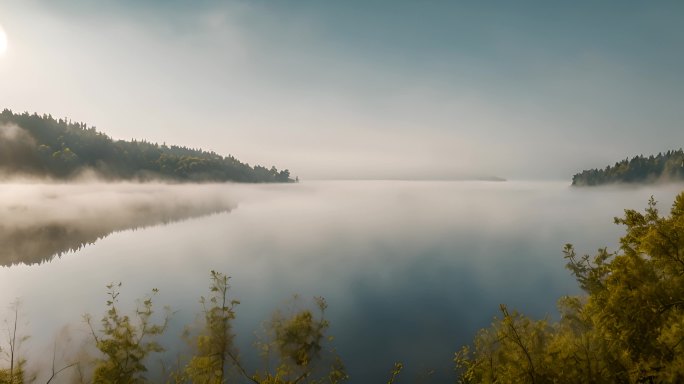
xmin=572 ymin=150 xmax=684 ymax=186
xmin=0 ymin=109 xmax=295 ymax=183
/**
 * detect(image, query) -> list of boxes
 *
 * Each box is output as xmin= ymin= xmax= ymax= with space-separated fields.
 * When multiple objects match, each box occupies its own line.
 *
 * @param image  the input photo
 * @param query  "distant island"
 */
xmin=572 ymin=149 xmax=684 ymax=186
xmin=0 ymin=109 xmax=295 ymax=183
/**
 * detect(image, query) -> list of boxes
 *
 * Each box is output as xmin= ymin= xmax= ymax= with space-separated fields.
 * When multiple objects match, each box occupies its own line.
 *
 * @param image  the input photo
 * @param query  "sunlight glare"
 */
xmin=0 ymin=25 xmax=8 ymax=55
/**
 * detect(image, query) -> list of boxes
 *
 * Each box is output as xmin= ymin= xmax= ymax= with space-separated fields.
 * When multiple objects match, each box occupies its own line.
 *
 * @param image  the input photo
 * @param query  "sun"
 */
xmin=0 ymin=25 xmax=8 ymax=55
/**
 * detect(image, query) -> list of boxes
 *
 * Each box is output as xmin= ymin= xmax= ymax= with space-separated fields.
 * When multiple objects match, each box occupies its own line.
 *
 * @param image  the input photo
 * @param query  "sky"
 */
xmin=0 ymin=1 xmax=683 ymax=180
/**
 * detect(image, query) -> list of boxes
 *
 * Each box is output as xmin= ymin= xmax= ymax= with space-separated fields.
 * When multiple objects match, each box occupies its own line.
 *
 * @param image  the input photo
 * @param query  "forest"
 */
xmin=2 ymin=193 xmax=684 ymax=382
xmin=572 ymin=150 xmax=684 ymax=186
xmin=0 ymin=109 xmax=294 ymax=183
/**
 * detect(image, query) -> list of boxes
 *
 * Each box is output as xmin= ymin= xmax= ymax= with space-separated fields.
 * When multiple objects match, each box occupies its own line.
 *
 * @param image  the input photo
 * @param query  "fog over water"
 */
xmin=0 ymin=182 xmax=236 ymax=266
xmin=1 ymin=180 xmax=683 ymax=382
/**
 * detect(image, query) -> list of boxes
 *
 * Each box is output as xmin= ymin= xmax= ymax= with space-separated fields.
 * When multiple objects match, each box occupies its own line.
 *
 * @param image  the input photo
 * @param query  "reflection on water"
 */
xmin=1 ymin=181 xmax=683 ymax=383
xmin=0 ymin=183 xmax=235 ymax=266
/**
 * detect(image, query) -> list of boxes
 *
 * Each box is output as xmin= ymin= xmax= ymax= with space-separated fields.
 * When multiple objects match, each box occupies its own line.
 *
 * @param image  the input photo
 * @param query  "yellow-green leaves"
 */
xmin=458 ymin=192 xmax=684 ymax=383
xmin=182 ymin=271 xmax=238 ymax=384
xmin=86 ymin=283 xmax=169 ymax=384
xmin=253 ymin=296 xmax=347 ymax=384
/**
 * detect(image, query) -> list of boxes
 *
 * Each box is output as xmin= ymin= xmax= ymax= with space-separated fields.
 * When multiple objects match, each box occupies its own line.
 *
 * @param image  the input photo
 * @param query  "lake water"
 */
xmin=1 ymin=180 xmax=683 ymax=382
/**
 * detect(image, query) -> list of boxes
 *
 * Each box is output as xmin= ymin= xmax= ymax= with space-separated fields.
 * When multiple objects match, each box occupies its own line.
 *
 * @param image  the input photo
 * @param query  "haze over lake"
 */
xmin=1 ymin=180 xmax=682 ymax=382
xmin=0 ymin=182 xmax=236 ymax=266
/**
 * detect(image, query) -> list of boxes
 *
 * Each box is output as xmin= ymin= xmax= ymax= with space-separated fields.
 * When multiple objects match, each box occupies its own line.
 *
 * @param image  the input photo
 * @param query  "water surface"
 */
xmin=1 ymin=180 xmax=682 ymax=382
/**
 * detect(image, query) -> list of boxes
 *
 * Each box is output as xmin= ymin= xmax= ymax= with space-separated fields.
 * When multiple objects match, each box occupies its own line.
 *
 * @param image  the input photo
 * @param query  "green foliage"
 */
xmin=85 ymin=283 xmax=169 ymax=384
xmin=181 ymin=271 xmax=240 ymax=384
xmin=387 ymin=362 xmax=403 ymax=384
xmin=0 ymin=369 xmax=24 ymax=384
xmin=0 ymin=109 xmax=295 ymax=183
xmin=455 ymin=305 xmax=553 ymax=384
xmin=0 ymin=301 xmax=30 ymax=384
xmin=572 ymin=150 xmax=684 ymax=185
xmin=457 ymin=192 xmax=684 ymax=383
xmin=253 ymin=296 xmax=348 ymax=384
xmin=0 ymin=271 xmax=348 ymax=383
xmin=173 ymin=274 xmax=346 ymax=384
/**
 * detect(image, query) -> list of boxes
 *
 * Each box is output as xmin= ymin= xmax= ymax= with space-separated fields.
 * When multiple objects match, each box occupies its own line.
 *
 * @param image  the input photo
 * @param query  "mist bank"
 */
xmin=0 ymin=109 xmax=296 ymax=183
xmin=309 ymin=175 xmax=507 ymax=182
xmin=0 ymin=182 xmax=236 ymax=266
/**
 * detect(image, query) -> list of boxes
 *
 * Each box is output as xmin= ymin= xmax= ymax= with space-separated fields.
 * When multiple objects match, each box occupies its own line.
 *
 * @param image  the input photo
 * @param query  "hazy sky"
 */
xmin=0 ymin=1 xmax=683 ymax=180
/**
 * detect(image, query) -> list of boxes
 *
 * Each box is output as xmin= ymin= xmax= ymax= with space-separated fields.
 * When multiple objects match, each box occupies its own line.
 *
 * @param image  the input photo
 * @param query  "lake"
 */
xmin=1 ymin=180 xmax=683 ymax=382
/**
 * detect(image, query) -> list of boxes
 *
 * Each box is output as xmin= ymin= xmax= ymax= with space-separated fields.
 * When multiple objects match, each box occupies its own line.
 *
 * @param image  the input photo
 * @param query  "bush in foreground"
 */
xmin=457 ymin=193 xmax=684 ymax=383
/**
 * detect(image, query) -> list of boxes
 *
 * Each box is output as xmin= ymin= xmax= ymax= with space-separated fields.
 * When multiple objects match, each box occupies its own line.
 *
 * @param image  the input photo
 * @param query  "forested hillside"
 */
xmin=572 ymin=150 xmax=684 ymax=186
xmin=0 ymin=109 xmax=294 ymax=182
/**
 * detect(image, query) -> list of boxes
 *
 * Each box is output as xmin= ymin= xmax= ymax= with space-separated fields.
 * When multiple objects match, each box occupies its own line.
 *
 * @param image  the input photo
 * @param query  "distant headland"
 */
xmin=0 ymin=109 xmax=296 ymax=183
xmin=572 ymin=149 xmax=684 ymax=186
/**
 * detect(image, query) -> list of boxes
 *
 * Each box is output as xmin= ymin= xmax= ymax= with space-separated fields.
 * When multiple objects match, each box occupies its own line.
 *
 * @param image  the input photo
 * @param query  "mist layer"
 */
xmin=0 ymin=182 xmax=235 ymax=266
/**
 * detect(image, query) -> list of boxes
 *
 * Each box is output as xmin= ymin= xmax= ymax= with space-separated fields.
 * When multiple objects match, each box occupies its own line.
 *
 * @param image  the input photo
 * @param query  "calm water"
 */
xmin=1 ymin=180 xmax=683 ymax=382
